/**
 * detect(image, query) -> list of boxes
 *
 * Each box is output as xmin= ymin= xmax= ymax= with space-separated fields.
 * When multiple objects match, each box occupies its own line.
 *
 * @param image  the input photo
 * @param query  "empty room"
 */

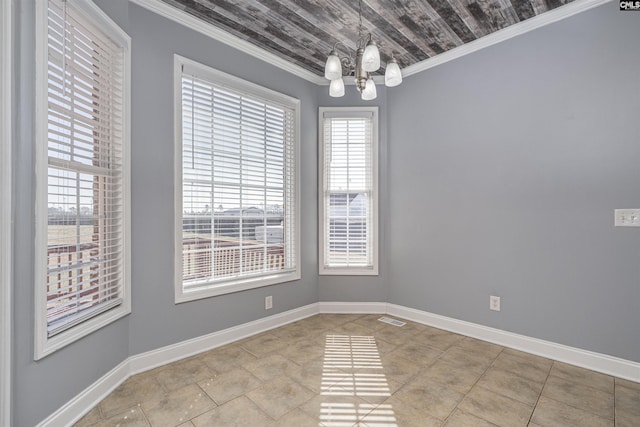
xmin=1 ymin=0 xmax=639 ymax=426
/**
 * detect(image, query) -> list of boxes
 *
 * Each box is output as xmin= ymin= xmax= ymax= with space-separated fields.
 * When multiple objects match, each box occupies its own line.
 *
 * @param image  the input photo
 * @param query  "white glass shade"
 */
xmin=384 ymin=59 xmax=403 ymax=87
xmin=361 ymin=77 xmax=377 ymax=100
xmin=362 ymin=41 xmax=380 ymax=72
xmin=324 ymin=52 xmax=342 ymax=80
xmin=329 ymin=78 xmax=345 ymax=97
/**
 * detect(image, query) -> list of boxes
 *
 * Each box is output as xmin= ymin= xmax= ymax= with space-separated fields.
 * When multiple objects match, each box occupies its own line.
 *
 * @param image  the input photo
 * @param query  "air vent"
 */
xmin=378 ymin=317 xmax=406 ymax=327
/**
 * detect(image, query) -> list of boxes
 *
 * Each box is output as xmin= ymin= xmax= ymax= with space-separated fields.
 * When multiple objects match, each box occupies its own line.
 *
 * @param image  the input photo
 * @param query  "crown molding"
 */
xmin=402 ymin=0 xmax=612 ymax=78
xmin=129 ymin=0 xmax=326 ymax=85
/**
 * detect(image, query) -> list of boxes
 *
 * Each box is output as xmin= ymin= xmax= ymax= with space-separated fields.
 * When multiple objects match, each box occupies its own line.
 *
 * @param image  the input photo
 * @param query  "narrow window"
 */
xmin=175 ymin=56 xmax=300 ymax=302
xmin=319 ymin=108 xmax=378 ymax=275
xmin=35 ymin=0 xmax=130 ymax=359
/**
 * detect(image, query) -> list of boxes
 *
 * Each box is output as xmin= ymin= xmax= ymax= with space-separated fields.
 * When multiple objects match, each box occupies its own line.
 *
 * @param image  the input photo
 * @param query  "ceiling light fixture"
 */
xmin=324 ymin=0 xmax=402 ymax=100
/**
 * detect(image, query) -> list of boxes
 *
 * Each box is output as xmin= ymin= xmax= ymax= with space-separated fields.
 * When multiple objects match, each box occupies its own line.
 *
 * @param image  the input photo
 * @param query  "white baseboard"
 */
xmin=387 ymin=303 xmax=640 ymax=383
xmin=36 ymin=359 xmax=130 ymax=427
xmin=128 ymin=303 xmax=318 ymax=375
xmin=318 ymin=301 xmax=386 ymax=314
xmin=37 ymin=303 xmax=318 ymax=427
xmin=39 ymin=301 xmax=640 ymax=426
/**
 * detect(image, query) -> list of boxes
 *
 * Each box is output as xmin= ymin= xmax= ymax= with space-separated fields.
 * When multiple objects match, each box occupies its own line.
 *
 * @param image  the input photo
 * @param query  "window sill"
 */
xmin=175 ymin=270 xmax=301 ymax=304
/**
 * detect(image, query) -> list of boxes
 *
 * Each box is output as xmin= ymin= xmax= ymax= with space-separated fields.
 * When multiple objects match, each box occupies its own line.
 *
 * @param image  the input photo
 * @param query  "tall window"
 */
xmin=35 ymin=0 xmax=130 ymax=359
xmin=319 ymin=108 xmax=378 ymax=275
xmin=175 ymin=56 xmax=300 ymax=302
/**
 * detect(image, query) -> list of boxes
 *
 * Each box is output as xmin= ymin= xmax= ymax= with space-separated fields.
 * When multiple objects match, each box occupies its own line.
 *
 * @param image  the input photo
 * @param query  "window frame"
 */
xmin=173 ymin=55 xmax=301 ymax=303
xmin=34 ymin=0 xmax=131 ymax=360
xmin=318 ymin=107 xmax=379 ymax=276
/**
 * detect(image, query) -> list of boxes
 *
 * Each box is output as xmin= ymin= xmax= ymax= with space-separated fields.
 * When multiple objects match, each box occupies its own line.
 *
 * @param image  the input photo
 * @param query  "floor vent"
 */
xmin=378 ymin=316 xmax=406 ymax=327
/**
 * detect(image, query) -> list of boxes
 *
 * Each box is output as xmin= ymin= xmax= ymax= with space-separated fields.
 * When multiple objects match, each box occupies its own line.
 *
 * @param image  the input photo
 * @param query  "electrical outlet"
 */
xmin=490 ymin=296 xmax=501 ymax=312
xmin=265 ymin=296 xmax=273 ymax=310
xmin=615 ymin=209 xmax=640 ymax=227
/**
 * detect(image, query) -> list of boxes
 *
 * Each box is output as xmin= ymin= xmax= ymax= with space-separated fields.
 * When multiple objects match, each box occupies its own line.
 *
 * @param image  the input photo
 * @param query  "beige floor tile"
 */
xmin=239 ymin=333 xmax=287 ymax=357
xmin=456 ymin=337 xmax=504 ymax=358
xmin=391 ymin=381 xmax=465 ymax=420
xmin=92 ymin=407 xmax=150 ymax=427
xmin=176 ymin=423 xmax=194 ymax=427
xmin=279 ymin=338 xmax=328 ymax=365
xmin=441 ymin=345 xmax=496 ymax=374
xmin=298 ymin=392 xmax=369 ymax=425
xmin=414 ymin=359 xmax=483 ymax=394
xmin=616 ymin=378 xmax=640 ymax=392
xmin=371 ymin=326 xmax=417 ymax=346
xmin=549 ymin=362 xmax=614 ymax=393
xmin=99 ymin=375 xmax=166 ymax=418
xmin=197 ymin=367 xmax=262 ymax=404
xmin=155 ymin=358 xmax=214 ymax=393
xmin=388 ymin=341 xmax=443 ymax=367
xmin=360 ymin=387 xmax=452 ymax=426
xmin=370 ymin=352 xmax=422 ymax=385
xmin=268 ymin=408 xmax=323 ymax=427
xmin=531 ymin=396 xmax=612 ymax=427
xmin=360 ymin=401 xmax=442 ymax=427
xmin=141 ymin=384 xmax=216 ymax=427
xmin=491 ymin=351 xmax=551 ymax=383
xmin=477 ymin=366 xmax=544 ymax=405
xmin=330 ymin=375 xmax=402 ymax=405
xmin=542 ymin=375 xmax=614 ymax=419
xmin=615 ymin=384 xmax=640 ymax=426
xmin=270 ymin=322 xmax=319 ymax=341
xmin=285 ymin=356 xmax=346 ymax=394
xmin=246 ymin=375 xmax=315 ymax=419
xmin=457 ymin=386 xmax=533 ymax=427
xmin=329 ymin=321 xmax=378 ymax=337
xmin=370 ymin=337 xmax=400 ymax=354
xmin=241 ymin=353 xmax=299 ymax=381
xmin=417 ymin=328 xmax=465 ymax=351
xmin=198 ymin=344 xmax=257 ymax=372
xmin=73 ymin=406 xmax=102 ymax=427
xmin=351 ymin=315 xmax=391 ymax=331
xmin=443 ymin=409 xmax=499 ymax=427
xmin=191 ymin=396 xmax=273 ymax=427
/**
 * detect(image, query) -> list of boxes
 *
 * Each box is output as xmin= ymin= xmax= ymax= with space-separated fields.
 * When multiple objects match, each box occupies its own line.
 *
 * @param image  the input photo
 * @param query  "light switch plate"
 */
xmin=614 ymin=209 xmax=640 ymax=227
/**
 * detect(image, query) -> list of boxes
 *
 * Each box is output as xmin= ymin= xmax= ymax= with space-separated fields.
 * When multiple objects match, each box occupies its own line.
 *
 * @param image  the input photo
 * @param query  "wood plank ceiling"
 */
xmin=160 ymin=0 xmax=575 ymax=76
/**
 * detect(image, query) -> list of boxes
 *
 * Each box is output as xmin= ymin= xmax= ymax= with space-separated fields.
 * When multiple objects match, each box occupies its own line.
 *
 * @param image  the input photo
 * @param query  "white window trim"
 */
xmin=173 ymin=55 xmax=301 ymax=303
xmin=34 ymin=0 xmax=132 ymax=360
xmin=318 ymin=107 xmax=379 ymax=276
xmin=1 ymin=0 xmax=12 ymax=422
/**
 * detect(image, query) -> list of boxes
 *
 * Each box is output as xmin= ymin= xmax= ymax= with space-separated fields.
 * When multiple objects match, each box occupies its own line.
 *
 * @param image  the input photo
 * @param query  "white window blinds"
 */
xmin=177 ymin=60 xmax=299 ymax=299
xmin=43 ymin=0 xmax=128 ymax=338
xmin=320 ymin=109 xmax=378 ymax=274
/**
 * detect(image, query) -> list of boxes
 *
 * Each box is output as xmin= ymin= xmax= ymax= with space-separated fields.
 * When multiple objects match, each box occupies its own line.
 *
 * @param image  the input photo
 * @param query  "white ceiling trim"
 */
xmin=129 ymin=0 xmax=326 ymax=85
xmin=402 ymin=0 xmax=613 ymax=78
xmin=131 ymin=0 xmax=611 ymax=86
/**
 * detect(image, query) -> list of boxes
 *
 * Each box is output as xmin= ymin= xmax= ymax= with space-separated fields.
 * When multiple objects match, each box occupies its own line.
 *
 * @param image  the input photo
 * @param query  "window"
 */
xmin=35 ymin=0 xmax=130 ymax=359
xmin=175 ymin=56 xmax=300 ymax=302
xmin=319 ymin=108 xmax=378 ymax=275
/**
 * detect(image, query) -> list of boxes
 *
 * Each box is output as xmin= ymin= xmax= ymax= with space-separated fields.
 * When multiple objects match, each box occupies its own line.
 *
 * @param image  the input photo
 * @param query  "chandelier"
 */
xmin=323 ymin=0 xmax=403 ymax=100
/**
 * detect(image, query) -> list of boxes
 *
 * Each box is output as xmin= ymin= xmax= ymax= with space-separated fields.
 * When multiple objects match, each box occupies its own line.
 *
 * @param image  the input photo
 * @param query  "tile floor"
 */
xmin=75 ymin=314 xmax=640 ymax=427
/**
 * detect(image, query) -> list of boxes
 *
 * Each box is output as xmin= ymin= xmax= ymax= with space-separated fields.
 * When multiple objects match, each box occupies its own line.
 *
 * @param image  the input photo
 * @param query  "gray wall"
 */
xmin=126 ymin=3 xmax=319 ymax=355
xmin=11 ymin=1 xmax=319 ymax=425
xmin=10 ymin=1 xmax=640 ymax=425
xmin=386 ymin=4 xmax=640 ymax=362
